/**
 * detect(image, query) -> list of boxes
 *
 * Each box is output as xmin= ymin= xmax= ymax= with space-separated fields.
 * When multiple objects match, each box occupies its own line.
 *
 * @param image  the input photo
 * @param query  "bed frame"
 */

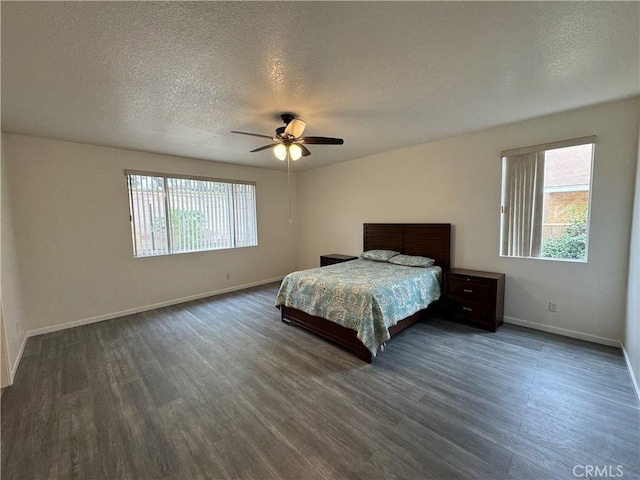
xmin=280 ymin=223 xmax=452 ymax=363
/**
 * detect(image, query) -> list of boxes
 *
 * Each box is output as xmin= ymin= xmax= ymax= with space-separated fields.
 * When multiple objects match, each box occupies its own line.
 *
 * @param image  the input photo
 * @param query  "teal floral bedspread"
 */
xmin=275 ymin=259 xmax=441 ymax=356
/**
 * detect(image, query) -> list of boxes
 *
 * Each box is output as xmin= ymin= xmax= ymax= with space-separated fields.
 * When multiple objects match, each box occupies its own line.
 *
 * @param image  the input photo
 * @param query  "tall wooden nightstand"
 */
xmin=320 ymin=254 xmax=358 ymax=267
xmin=444 ymin=268 xmax=505 ymax=332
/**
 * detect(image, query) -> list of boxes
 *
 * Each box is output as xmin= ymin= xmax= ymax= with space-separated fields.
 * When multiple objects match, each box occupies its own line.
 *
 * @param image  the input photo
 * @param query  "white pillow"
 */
xmin=359 ymin=249 xmax=400 ymax=262
xmin=388 ymin=254 xmax=435 ymax=267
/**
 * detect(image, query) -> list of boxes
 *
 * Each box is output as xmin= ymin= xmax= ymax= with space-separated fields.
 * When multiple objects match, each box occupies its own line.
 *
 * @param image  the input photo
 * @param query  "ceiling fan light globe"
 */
xmin=289 ymin=144 xmax=302 ymax=161
xmin=274 ymin=143 xmax=287 ymax=161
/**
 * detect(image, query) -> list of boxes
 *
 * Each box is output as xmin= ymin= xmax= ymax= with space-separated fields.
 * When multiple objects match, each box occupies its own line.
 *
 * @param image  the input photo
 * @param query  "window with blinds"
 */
xmin=499 ymin=136 xmax=595 ymax=262
xmin=125 ymin=170 xmax=258 ymax=257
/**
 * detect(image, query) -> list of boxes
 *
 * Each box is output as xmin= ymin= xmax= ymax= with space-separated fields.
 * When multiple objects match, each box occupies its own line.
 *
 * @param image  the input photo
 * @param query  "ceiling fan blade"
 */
xmin=284 ymin=119 xmax=306 ymax=138
xmin=300 ymin=144 xmax=311 ymax=157
xmin=250 ymin=143 xmax=280 ymax=153
xmin=231 ymin=131 xmax=274 ymax=140
xmin=300 ymin=136 xmax=344 ymax=145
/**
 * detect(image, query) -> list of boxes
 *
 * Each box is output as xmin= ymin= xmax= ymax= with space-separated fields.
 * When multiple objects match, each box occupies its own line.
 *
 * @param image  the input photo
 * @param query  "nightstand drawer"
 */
xmin=447 ymin=276 xmax=493 ymax=303
xmin=449 ymin=299 xmax=491 ymax=324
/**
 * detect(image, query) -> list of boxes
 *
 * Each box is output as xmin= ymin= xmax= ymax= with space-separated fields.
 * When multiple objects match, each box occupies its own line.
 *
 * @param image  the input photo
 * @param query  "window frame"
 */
xmin=499 ymin=136 xmax=596 ymax=263
xmin=125 ymin=169 xmax=258 ymax=258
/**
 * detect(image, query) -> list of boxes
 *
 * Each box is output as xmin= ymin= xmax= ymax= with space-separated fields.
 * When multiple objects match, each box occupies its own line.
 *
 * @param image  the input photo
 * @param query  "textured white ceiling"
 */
xmin=2 ymin=1 xmax=639 ymax=171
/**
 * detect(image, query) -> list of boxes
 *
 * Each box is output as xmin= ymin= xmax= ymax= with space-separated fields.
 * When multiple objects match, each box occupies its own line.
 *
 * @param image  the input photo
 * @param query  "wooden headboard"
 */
xmin=363 ymin=223 xmax=451 ymax=271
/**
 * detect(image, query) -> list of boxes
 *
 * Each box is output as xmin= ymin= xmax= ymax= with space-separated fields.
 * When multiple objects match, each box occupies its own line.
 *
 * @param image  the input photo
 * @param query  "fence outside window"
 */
xmin=125 ymin=170 xmax=257 ymax=257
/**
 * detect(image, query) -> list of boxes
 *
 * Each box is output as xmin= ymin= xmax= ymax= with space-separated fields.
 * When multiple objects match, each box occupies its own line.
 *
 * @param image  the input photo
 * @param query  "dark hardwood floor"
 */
xmin=2 ymin=282 xmax=638 ymax=480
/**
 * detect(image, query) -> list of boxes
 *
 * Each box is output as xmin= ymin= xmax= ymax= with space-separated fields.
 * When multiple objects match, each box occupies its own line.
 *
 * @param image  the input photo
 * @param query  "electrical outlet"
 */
xmin=226 ymin=273 xmax=231 ymax=280
xmin=549 ymin=302 xmax=558 ymax=313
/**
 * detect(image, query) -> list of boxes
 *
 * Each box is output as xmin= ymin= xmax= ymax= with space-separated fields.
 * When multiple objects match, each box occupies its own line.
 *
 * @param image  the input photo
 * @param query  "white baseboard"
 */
xmin=10 ymin=332 xmax=28 ymax=383
xmin=503 ymin=316 xmax=621 ymax=348
xmin=4 ymin=279 xmax=273 ymax=385
xmin=622 ymin=343 xmax=640 ymax=402
xmin=26 ymin=276 xmax=283 ymax=338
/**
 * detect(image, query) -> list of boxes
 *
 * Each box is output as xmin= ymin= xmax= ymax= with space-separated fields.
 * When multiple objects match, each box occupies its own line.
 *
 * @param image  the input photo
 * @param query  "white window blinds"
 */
xmin=499 ymin=136 xmax=595 ymax=261
xmin=500 ymin=152 xmax=546 ymax=257
xmin=125 ymin=170 xmax=257 ymax=257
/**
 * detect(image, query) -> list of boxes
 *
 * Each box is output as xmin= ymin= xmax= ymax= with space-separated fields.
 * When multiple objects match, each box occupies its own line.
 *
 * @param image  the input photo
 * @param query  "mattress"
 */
xmin=275 ymin=259 xmax=441 ymax=356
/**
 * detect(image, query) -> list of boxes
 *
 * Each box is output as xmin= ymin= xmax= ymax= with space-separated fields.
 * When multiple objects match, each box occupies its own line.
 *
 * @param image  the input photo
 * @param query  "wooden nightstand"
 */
xmin=320 ymin=254 xmax=358 ymax=267
xmin=445 ymin=268 xmax=505 ymax=332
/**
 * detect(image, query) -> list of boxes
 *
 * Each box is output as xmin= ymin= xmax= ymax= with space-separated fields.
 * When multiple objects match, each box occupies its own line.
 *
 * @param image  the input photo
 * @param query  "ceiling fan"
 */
xmin=231 ymin=113 xmax=344 ymax=161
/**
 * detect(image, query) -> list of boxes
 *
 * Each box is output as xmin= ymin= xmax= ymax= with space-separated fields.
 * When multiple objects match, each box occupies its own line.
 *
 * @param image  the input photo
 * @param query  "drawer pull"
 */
xmin=463 ymin=307 xmax=473 ymax=312
xmin=463 ymin=289 xmax=473 ymax=293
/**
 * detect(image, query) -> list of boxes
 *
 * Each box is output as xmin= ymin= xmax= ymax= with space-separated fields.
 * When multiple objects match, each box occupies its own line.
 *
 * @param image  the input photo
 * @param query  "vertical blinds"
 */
xmin=500 ymin=151 xmax=545 ymax=257
xmin=499 ymin=137 xmax=595 ymax=261
xmin=125 ymin=170 xmax=257 ymax=257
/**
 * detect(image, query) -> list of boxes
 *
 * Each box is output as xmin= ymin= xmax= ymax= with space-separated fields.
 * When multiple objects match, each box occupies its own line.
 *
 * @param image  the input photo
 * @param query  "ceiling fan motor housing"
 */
xmin=280 ymin=113 xmax=296 ymax=125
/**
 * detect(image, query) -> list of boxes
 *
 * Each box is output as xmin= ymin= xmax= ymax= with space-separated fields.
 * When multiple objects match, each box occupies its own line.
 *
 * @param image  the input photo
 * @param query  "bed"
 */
xmin=276 ymin=223 xmax=451 ymax=363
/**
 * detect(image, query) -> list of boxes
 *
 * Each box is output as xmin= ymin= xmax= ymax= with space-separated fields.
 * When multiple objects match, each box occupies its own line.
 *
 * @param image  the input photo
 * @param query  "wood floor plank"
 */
xmin=116 ymin=378 xmax=178 ymax=478
xmin=2 ymin=282 xmax=638 ymax=479
xmin=508 ymin=453 xmax=560 ymax=480
xmin=87 ymin=359 xmax=138 ymax=480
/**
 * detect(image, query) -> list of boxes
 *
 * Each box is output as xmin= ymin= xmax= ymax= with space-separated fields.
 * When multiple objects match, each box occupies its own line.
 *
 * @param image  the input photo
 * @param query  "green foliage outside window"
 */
xmin=541 ymin=204 xmax=588 ymax=260
xmin=153 ymin=209 xmax=207 ymax=251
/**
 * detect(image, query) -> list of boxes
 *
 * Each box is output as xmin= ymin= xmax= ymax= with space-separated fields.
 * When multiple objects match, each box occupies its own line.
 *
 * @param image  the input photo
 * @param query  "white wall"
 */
xmin=624 ymin=124 xmax=640 ymax=394
xmin=3 ymin=134 xmax=297 ymax=333
xmin=1 ymin=132 xmax=28 ymax=379
xmin=297 ymin=97 xmax=640 ymax=345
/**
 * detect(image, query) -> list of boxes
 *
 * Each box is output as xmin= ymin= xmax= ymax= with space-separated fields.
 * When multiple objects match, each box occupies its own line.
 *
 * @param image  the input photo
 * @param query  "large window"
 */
xmin=500 ymin=136 xmax=595 ymax=262
xmin=125 ymin=170 xmax=257 ymax=257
